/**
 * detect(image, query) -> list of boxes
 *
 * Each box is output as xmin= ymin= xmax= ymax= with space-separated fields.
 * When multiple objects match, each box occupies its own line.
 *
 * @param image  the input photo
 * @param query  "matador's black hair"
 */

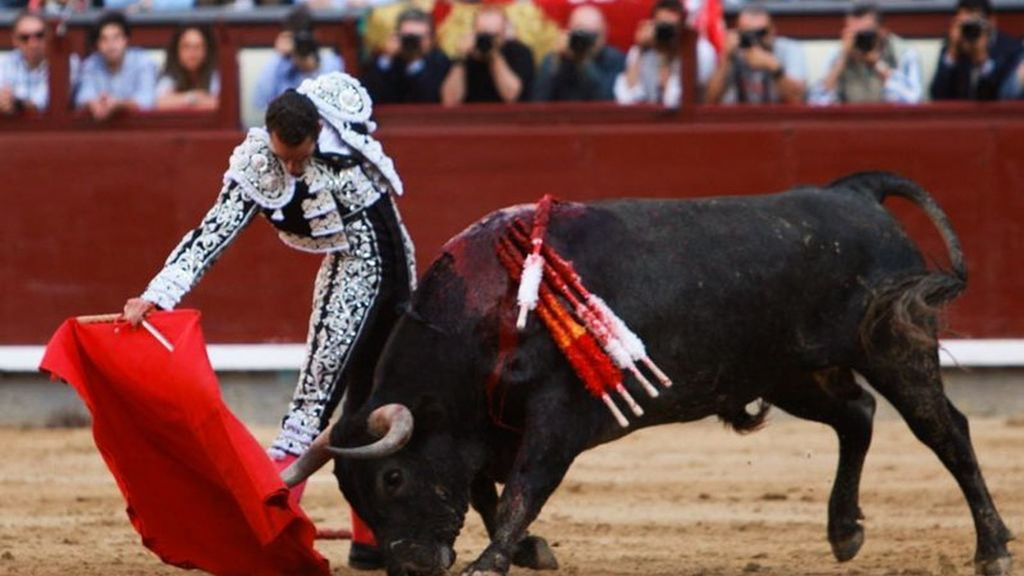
xmin=265 ymin=89 xmax=319 ymax=146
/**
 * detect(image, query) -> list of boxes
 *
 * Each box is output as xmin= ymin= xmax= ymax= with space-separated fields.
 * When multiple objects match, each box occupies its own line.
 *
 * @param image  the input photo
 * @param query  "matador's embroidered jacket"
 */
xmin=141 ymin=73 xmax=415 ymax=310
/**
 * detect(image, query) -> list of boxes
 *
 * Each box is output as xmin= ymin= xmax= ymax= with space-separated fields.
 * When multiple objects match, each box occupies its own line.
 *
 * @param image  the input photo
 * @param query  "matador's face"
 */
xmin=269 ymin=131 xmax=316 ymax=177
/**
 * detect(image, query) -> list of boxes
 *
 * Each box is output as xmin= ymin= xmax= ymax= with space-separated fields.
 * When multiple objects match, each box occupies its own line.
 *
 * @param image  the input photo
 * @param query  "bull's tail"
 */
xmin=828 ymin=171 xmax=967 ymax=349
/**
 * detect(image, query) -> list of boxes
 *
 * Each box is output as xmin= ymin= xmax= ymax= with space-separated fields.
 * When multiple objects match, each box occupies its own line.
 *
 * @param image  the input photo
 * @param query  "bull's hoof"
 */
xmin=461 ymin=549 xmax=510 ymax=576
xmin=829 ymin=526 xmax=864 ymax=563
xmin=975 ymin=555 xmax=1012 ymax=576
xmin=512 ymin=535 xmax=559 ymax=570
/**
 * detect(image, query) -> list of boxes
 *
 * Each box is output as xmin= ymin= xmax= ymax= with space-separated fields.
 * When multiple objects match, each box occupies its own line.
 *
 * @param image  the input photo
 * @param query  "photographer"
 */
xmin=614 ymin=0 xmax=715 ymax=107
xmin=533 ymin=5 xmax=624 ymax=102
xmin=705 ymin=4 xmax=807 ymax=105
xmin=362 ymin=8 xmax=451 ymax=104
xmin=440 ymin=4 xmax=535 ymax=105
xmin=1000 ymin=59 xmax=1024 ymax=99
xmin=930 ymin=0 xmax=1022 ymax=101
xmin=252 ymin=6 xmax=343 ymax=111
xmin=810 ymin=2 xmax=922 ymax=105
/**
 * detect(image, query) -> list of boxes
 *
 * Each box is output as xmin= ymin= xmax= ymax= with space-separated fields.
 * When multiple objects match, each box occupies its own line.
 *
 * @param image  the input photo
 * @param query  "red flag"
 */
xmin=40 ymin=310 xmax=330 ymax=576
xmin=695 ymin=0 xmax=726 ymax=57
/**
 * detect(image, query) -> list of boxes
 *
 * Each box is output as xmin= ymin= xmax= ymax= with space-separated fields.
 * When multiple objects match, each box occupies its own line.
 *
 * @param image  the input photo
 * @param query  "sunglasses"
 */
xmin=16 ymin=31 xmax=45 ymax=42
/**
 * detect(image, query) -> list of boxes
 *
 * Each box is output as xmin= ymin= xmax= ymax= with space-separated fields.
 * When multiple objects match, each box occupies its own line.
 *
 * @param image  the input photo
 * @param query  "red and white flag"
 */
xmin=694 ymin=0 xmax=726 ymax=57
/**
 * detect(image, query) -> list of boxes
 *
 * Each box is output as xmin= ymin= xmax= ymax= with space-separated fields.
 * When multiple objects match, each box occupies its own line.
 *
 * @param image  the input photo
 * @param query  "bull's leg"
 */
xmin=463 ymin=413 xmax=584 ymax=576
xmin=860 ymin=352 xmax=1013 ymax=576
xmin=766 ymin=369 xmax=876 ymax=562
xmin=470 ymin=475 xmax=559 ymax=570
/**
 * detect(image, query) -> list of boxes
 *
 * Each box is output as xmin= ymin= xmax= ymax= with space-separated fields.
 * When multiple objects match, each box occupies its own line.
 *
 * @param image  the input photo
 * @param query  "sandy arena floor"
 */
xmin=0 ymin=415 xmax=1021 ymax=576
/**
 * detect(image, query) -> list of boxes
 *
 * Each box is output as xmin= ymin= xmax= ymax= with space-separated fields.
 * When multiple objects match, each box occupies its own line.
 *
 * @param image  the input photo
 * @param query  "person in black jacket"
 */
xmin=930 ymin=0 xmax=1023 ymax=100
xmin=441 ymin=4 xmax=535 ymax=105
xmin=361 ymin=7 xmax=451 ymax=104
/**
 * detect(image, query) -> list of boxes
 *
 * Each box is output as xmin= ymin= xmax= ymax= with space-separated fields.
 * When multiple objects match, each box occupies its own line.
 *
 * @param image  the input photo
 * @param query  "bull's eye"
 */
xmin=383 ymin=469 xmax=404 ymax=494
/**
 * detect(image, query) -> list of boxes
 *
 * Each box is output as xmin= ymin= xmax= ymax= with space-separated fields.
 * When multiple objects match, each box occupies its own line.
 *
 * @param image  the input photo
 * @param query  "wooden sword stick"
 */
xmin=76 ymin=313 xmax=175 ymax=352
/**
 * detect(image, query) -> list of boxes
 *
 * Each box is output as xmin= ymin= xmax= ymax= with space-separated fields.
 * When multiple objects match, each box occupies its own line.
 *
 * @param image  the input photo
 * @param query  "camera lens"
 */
xmin=475 ymin=33 xmax=495 ymax=54
xmin=400 ymin=33 xmax=421 ymax=54
xmin=654 ymin=22 xmax=676 ymax=45
xmin=568 ymin=30 xmax=597 ymax=56
xmin=854 ymin=29 xmax=878 ymax=52
xmin=739 ymin=28 xmax=768 ymax=50
xmin=960 ymin=20 xmax=983 ymax=42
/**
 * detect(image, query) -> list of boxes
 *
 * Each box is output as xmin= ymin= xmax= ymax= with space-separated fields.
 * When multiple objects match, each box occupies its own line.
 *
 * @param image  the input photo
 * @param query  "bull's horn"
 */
xmin=327 ymin=404 xmax=414 ymax=459
xmin=281 ymin=426 xmax=335 ymax=487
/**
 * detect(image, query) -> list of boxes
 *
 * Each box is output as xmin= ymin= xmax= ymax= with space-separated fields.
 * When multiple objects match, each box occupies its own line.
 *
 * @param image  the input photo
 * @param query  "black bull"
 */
xmin=285 ymin=172 xmax=1013 ymax=576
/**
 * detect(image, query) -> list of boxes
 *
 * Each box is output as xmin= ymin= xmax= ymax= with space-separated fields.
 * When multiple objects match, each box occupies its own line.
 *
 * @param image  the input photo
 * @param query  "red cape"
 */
xmin=40 ymin=310 xmax=330 ymax=576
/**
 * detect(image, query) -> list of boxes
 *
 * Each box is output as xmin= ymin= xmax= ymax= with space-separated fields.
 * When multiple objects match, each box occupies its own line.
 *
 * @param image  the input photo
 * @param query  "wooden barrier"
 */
xmin=1 ymin=3 xmax=1023 ymax=344
xmin=1 ymin=103 xmax=1022 ymax=343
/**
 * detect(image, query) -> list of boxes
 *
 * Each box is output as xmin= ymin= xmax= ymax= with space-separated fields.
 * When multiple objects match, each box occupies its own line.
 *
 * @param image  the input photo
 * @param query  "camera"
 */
xmin=853 ymin=29 xmax=878 ymax=53
xmin=739 ymin=28 xmax=768 ymax=50
xmin=399 ymin=33 xmax=422 ymax=55
xmin=568 ymin=30 xmax=597 ymax=57
xmin=960 ymin=19 xmax=984 ymax=42
xmin=654 ymin=22 xmax=677 ymax=46
xmin=474 ymin=32 xmax=495 ymax=55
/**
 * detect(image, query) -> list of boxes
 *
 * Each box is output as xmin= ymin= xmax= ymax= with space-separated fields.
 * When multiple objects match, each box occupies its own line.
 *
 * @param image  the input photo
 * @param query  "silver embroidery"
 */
xmin=297 ymin=71 xmax=373 ymax=124
xmin=224 ymin=128 xmax=295 ymax=209
xmin=302 ymin=191 xmax=337 ymax=219
xmin=298 ymin=73 xmax=405 ymax=196
xmin=270 ymin=215 xmax=382 ymax=458
xmin=310 ymin=211 xmax=345 ymax=237
xmin=337 ymin=166 xmax=382 ymax=211
xmin=142 ymin=182 xmax=259 ymax=310
xmin=278 ymin=231 xmax=350 ymax=253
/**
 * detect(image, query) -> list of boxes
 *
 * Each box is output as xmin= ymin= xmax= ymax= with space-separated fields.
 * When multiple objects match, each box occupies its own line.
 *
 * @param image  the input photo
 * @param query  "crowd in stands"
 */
xmin=2 ymin=0 xmax=1024 ymax=120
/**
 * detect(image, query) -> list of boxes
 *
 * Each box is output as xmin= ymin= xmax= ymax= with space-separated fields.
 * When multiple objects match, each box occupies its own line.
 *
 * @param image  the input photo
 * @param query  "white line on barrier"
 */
xmin=2 ymin=340 xmax=1023 ymax=372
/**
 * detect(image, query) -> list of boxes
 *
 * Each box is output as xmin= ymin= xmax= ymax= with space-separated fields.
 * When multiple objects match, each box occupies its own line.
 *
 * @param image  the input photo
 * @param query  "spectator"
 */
xmin=28 ymin=0 xmax=92 ymax=16
xmin=361 ymin=7 xmax=451 ymax=104
xmin=440 ymin=4 xmax=535 ymax=105
xmin=253 ymin=6 xmax=344 ymax=111
xmin=534 ymin=4 xmax=625 ymax=102
xmin=103 ymin=0 xmax=193 ymax=12
xmin=705 ymin=4 xmax=807 ymax=105
xmin=930 ymin=0 xmax=1023 ymax=101
xmin=1000 ymin=60 xmax=1024 ymax=99
xmin=156 ymin=25 xmax=219 ymax=111
xmin=810 ymin=2 xmax=922 ymax=105
xmin=297 ymin=0 xmax=397 ymax=10
xmin=361 ymin=0 xmax=436 ymax=56
xmin=0 ymin=11 xmax=48 ymax=115
xmin=75 ymin=11 xmax=157 ymax=121
xmin=614 ymin=0 xmax=715 ymax=107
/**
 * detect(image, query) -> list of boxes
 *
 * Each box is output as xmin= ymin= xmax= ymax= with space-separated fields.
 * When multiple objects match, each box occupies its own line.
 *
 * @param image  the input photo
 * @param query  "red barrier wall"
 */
xmin=3 ymin=106 xmax=1022 ymax=343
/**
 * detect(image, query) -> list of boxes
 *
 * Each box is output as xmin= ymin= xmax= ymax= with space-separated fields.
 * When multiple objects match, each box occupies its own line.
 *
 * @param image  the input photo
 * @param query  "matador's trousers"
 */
xmin=269 ymin=196 xmax=415 ymax=459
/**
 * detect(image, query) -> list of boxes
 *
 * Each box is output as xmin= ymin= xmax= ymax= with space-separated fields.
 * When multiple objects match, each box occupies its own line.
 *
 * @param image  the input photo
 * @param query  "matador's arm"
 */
xmin=141 ymin=181 xmax=259 ymax=310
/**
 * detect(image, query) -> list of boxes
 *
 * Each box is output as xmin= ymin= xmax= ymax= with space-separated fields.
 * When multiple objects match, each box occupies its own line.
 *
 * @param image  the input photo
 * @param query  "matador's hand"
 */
xmin=122 ymin=297 xmax=156 ymax=327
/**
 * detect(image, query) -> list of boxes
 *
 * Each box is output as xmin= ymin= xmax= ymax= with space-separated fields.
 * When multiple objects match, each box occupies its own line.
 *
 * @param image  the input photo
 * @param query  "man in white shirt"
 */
xmin=810 ymin=2 xmax=923 ymax=105
xmin=0 ymin=11 xmax=49 ymax=115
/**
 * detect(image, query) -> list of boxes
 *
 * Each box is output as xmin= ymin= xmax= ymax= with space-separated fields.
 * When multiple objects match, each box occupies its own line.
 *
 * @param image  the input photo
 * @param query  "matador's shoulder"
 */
xmin=224 ymin=127 xmax=294 ymax=209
